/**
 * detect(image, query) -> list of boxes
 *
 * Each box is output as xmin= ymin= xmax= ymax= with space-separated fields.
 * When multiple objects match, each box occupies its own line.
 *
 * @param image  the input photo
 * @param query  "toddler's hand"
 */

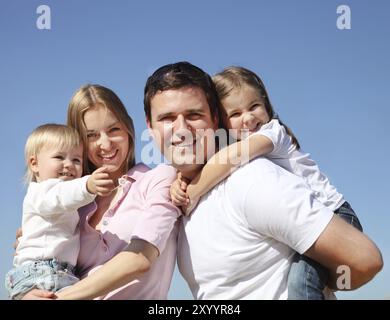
xmin=87 ymin=167 xmax=115 ymax=197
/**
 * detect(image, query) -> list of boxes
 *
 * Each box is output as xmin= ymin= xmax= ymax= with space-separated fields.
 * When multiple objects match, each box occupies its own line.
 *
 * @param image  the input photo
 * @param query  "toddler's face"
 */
xmin=221 ymin=84 xmax=270 ymax=140
xmin=31 ymin=145 xmax=83 ymax=182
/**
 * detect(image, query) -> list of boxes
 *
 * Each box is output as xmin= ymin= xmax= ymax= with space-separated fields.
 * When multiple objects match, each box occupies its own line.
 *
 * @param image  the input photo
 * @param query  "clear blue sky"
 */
xmin=0 ymin=0 xmax=389 ymax=299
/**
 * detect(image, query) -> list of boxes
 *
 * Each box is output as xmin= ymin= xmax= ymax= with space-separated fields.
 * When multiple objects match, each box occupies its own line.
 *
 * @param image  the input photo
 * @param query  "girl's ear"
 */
xmin=29 ymin=156 xmax=39 ymax=174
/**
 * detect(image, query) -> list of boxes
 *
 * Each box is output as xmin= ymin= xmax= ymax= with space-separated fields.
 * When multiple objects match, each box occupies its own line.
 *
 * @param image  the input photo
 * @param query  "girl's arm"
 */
xmin=56 ymin=239 xmax=158 ymax=300
xmin=185 ymin=134 xmax=273 ymax=212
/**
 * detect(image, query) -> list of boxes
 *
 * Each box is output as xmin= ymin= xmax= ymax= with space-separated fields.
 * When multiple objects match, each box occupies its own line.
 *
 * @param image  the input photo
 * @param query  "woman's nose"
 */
xmin=97 ymin=133 xmax=111 ymax=149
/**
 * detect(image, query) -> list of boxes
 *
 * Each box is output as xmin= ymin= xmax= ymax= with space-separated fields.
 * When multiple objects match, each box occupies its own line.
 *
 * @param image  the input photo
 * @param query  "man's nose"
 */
xmin=172 ymin=115 xmax=192 ymax=143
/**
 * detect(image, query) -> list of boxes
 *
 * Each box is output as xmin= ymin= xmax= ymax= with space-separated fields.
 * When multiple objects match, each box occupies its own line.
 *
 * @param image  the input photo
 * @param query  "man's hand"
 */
xmin=87 ymin=167 xmax=115 ymax=197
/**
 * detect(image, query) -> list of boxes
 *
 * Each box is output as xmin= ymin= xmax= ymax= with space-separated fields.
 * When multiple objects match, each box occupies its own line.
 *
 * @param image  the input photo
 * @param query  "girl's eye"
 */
xmin=250 ymin=105 xmax=259 ymax=111
xmin=229 ymin=112 xmax=240 ymax=118
xmin=73 ymin=159 xmax=81 ymax=164
xmin=54 ymin=155 xmax=64 ymax=160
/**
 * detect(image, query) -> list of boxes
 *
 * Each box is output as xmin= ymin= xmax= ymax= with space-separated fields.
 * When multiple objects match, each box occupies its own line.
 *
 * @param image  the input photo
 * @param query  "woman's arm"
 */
xmin=186 ymin=134 xmax=273 ymax=209
xmin=56 ymin=239 xmax=158 ymax=300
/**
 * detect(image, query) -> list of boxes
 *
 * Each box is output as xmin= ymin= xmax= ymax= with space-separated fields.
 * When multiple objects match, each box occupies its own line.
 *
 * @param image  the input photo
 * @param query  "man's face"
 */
xmin=147 ymin=86 xmax=218 ymax=178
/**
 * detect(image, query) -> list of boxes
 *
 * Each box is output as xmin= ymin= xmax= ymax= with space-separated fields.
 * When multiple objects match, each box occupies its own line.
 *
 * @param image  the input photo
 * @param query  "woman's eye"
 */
xmin=109 ymin=127 xmax=120 ymax=133
xmin=87 ymin=133 xmax=97 ymax=139
xmin=229 ymin=112 xmax=240 ymax=118
xmin=73 ymin=159 xmax=81 ymax=164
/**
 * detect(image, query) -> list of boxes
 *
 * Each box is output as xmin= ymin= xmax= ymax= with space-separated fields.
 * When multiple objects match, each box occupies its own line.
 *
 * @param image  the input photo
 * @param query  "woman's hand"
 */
xmin=21 ymin=289 xmax=57 ymax=300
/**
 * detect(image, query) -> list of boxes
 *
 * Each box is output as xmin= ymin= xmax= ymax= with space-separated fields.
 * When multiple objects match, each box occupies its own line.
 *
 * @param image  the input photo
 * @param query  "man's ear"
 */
xmin=146 ymin=117 xmax=155 ymax=138
xmin=29 ymin=156 xmax=39 ymax=174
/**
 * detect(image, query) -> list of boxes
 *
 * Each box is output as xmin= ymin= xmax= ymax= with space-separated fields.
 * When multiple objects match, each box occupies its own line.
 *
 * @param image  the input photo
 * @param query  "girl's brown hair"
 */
xmin=213 ymin=66 xmax=300 ymax=149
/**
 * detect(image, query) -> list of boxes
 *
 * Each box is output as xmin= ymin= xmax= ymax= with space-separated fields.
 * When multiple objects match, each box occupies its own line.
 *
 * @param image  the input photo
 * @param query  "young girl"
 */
xmin=5 ymin=124 xmax=113 ymax=299
xmin=170 ymin=66 xmax=363 ymax=300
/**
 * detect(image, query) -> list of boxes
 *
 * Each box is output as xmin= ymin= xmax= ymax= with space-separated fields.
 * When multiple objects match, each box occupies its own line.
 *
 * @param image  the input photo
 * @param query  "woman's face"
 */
xmin=83 ymin=105 xmax=130 ymax=178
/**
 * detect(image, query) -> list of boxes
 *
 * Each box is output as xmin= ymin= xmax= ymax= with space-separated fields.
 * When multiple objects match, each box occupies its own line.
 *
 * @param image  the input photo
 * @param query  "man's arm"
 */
xmin=304 ymin=215 xmax=383 ymax=290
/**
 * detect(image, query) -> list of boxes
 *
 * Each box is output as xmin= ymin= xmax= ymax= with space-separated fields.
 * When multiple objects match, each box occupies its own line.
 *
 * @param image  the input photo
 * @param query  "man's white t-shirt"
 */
xmin=256 ymin=119 xmax=344 ymax=211
xmin=177 ymin=157 xmax=334 ymax=300
xmin=14 ymin=176 xmax=95 ymax=267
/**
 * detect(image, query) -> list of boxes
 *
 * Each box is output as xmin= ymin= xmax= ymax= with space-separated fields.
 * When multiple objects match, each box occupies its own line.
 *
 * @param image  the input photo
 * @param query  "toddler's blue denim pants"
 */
xmin=5 ymin=259 xmax=78 ymax=300
xmin=287 ymin=201 xmax=363 ymax=300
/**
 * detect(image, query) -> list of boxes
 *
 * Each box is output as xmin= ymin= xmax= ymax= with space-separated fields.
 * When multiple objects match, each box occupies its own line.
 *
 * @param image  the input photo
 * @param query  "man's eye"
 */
xmin=160 ymin=117 xmax=174 ymax=122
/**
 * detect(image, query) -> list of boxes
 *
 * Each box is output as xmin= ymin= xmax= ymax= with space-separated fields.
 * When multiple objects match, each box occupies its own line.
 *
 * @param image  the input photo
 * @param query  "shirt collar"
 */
xmin=122 ymin=162 xmax=150 ymax=182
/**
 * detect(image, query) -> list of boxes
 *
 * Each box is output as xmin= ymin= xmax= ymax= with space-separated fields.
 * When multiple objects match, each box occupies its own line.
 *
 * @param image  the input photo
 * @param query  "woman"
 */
xmin=23 ymin=84 xmax=180 ymax=299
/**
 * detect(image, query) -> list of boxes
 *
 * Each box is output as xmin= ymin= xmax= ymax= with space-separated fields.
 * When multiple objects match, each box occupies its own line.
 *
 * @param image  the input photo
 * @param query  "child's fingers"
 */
xmin=93 ymin=166 xmax=109 ymax=174
xmin=96 ymin=186 xmax=114 ymax=196
xmin=95 ymin=179 xmax=115 ymax=187
xmin=180 ymin=180 xmax=188 ymax=191
xmin=93 ymin=172 xmax=110 ymax=180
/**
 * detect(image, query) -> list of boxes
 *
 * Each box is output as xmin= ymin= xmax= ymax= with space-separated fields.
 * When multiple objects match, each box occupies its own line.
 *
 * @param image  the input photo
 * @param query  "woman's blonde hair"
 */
xmin=213 ymin=66 xmax=300 ymax=149
xmin=67 ymin=84 xmax=135 ymax=174
xmin=24 ymin=123 xmax=82 ymax=183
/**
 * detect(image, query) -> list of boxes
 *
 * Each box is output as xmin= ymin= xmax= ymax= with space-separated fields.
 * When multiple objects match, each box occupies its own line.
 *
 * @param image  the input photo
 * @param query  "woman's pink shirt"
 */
xmin=77 ymin=163 xmax=181 ymax=299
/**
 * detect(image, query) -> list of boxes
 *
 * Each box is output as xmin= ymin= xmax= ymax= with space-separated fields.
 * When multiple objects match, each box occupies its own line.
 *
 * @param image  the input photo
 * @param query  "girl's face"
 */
xmin=83 ymin=105 xmax=130 ymax=179
xmin=222 ymin=84 xmax=270 ymax=140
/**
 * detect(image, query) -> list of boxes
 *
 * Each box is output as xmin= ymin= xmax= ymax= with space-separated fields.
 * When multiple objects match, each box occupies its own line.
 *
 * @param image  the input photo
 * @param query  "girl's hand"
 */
xmin=87 ymin=167 xmax=115 ymax=197
xmin=170 ymin=172 xmax=190 ymax=208
xmin=170 ymin=178 xmax=189 ymax=207
xmin=183 ymin=196 xmax=200 ymax=217
xmin=21 ymin=289 xmax=57 ymax=300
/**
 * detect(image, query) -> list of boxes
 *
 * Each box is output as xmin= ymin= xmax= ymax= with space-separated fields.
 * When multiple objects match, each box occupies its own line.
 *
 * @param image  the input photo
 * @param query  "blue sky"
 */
xmin=0 ymin=0 xmax=389 ymax=299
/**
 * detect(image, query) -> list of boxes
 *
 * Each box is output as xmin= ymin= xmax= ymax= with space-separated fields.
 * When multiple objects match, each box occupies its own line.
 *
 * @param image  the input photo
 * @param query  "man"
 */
xmin=145 ymin=62 xmax=383 ymax=299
